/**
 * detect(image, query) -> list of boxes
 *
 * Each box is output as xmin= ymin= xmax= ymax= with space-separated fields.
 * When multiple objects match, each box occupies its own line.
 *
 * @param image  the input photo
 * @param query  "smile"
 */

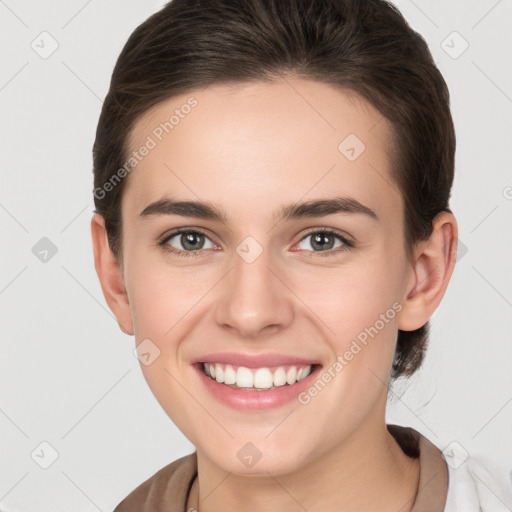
xmin=195 ymin=359 xmax=322 ymax=410
xmin=202 ymin=362 xmax=313 ymax=390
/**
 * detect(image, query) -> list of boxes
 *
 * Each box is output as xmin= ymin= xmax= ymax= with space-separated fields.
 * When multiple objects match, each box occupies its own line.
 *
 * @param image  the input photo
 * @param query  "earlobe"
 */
xmin=398 ymin=212 xmax=458 ymax=331
xmin=90 ymin=214 xmax=134 ymax=335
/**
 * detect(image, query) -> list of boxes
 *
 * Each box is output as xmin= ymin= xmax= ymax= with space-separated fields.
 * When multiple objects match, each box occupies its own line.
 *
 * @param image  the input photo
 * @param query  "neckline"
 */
xmin=388 ymin=424 xmax=449 ymax=512
xmin=186 ymin=424 xmax=449 ymax=512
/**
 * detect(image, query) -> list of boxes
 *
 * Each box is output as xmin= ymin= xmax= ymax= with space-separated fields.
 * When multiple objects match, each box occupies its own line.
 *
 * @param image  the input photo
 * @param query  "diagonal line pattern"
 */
xmin=368 ymin=162 xmax=400 ymax=196
xmin=61 ymin=370 xmax=131 ymax=439
xmin=61 ymin=0 xmax=93 ymax=29
xmin=0 ymin=408 xmax=30 ymax=438
xmin=164 ymin=267 xmax=234 ymax=336
xmin=397 ymin=472 xmax=439 ymax=512
xmin=163 ymin=163 xmax=202 ymax=199
xmin=472 ymin=396 xmax=512 ymax=439
xmin=472 ymin=472 xmax=512 ymax=510
xmin=0 ymin=472 xmax=30 ymax=501
xmin=472 ymin=61 xmax=512 ymax=105
xmin=471 ymin=0 xmax=503 ymax=30
xmin=61 ymin=204 xmax=89 ymax=233
xmin=198 ymin=471 xmax=232 ymax=507
xmin=266 ymin=164 xmax=337 ymax=234
xmin=266 ymin=266 xmax=336 ymax=335
xmin=368 ymin=113 xmax=386 ymax=132
xmin=265 ymin=409 xmax=296 ymax=438
xmin=0 ymin=203 xmax=29 ymax=232
xmin=407 ymin=0 xmax=439 ymax=28
xmin=61 ymin=61 xmax=103 ymax=103
xmin=266 ymin=473 xmax=308 ymax=511
xmin=1 ymin=265 xmax=28 ymax=295
xmin=471 ymin=265 xmax=512 ymax=308
xmin=282 ymin=76 xmax=337 ymax=131
xmin=370 ymin=368 xmax=439 ymax=439
xmin=0 ymin=0 xmax=29 ymax=28
xmin=163 ymin=367 xmax=234 ymax=438
xmin=61 ymin=471 xmax=103 ymax=511
xmin=470 ymin=204 xmax=499 ymax=233
xmin=61 ymin=265 xmax=116 ymax=320
xmin=0 ymin=61 xmax=29 ymax=92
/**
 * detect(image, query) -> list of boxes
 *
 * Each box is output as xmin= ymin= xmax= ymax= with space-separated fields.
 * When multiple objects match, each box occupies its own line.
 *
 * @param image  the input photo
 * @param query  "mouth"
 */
xmin=193 ymin=359 xmax=323 ymax=410
xmin=200 ymin=362 xmax=319 ymax=391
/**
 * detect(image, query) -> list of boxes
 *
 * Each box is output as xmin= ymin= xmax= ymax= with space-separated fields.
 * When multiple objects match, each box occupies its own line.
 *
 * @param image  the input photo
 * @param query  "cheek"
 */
xmin=138 ymin=361 xmax=201 ymax=446
xmin=126 ymin=254 xmax=212 ymax=339
xmin=288 ymin=253 xmax=405 ymax=396
xmin=291 ymin=255 xmax=403 ymax=339
xmin=127 ymin=241 xmax=405 ymax=356
xmin=126 ymin=263 xmax=200 ymax=431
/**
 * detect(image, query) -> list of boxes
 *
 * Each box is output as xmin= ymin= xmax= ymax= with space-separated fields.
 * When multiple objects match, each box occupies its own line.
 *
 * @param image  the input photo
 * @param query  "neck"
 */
xmin=188 ymin=419 xmax=420 ymax=512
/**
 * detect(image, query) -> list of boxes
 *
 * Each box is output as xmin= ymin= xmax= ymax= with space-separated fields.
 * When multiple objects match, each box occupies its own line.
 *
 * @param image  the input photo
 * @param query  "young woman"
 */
xmin=90 ymin=0 xmax=510 ymax=510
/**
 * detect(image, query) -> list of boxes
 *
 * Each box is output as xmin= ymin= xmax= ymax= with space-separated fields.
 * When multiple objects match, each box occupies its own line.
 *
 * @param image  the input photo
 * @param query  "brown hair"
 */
xmin=92 ymin=0 xmax=455 ymax=379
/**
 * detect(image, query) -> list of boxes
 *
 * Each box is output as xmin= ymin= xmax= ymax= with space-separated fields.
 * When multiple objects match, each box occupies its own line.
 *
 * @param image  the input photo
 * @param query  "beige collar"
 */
xmin=187 ymin=425 xmax=448 ymax=511
xmin=114 ymin=424 xmax=449 ymax=512
xmin=411 ymin=431 xmax=449 ymax=511
xmin=388 ymin=424 xmax=449 ymax=511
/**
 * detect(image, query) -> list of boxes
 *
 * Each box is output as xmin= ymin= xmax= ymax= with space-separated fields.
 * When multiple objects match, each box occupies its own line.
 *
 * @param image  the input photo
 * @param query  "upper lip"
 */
xmin=192 ymin=352 xmax=321 ymax=368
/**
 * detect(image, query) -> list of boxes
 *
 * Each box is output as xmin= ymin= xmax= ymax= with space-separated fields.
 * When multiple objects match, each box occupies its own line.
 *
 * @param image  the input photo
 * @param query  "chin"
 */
xmin=198 ymin=440 xmax=310 ymax=477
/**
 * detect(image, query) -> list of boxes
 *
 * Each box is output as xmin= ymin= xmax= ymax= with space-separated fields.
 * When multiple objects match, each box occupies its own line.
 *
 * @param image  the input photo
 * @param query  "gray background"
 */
xmin=1 ymin=0 xmax=511 ymax=510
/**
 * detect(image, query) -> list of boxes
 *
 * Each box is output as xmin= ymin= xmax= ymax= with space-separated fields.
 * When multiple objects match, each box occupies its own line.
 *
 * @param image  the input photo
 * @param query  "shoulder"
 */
xmin=113 ymin=452 xmax=197 ymax=512
xmin=388 ymin=424 xmax=512 ymax=512
xmin=443 ymin=448 xmax=512 ymax=512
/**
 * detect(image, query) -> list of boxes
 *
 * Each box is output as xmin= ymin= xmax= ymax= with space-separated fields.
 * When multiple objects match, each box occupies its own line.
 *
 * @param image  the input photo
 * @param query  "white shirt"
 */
xmin=389 ymin=424 xmax=512 ymax=511
xmin=444 ymin=452 xmax=512 ymax=511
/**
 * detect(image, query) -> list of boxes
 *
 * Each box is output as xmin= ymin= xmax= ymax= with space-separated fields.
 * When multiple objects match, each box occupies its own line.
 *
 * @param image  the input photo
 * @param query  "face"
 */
xmin=119 ymin=78 xmax=414 ymax=475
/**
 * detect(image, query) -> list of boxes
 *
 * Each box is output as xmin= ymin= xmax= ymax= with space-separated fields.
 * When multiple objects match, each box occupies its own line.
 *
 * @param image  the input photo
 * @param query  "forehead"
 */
xmin=123 ymin=77 xmax=401 ymax=224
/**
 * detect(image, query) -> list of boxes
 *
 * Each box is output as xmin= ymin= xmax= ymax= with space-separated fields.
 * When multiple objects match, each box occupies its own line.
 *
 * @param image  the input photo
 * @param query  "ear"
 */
xmin=90 ymin=213 xmax=134 ymax=335
xmin=398 ymin=211 xmax=458 ymax=331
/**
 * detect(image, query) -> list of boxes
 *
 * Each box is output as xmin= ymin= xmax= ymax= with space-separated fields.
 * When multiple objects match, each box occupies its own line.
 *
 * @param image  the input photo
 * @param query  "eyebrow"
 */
xmin=138 ymin=196 xmax=379 ymax=224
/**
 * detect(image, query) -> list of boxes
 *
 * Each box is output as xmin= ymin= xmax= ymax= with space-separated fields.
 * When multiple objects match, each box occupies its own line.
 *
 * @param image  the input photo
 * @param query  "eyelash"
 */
xmin=157 ymin=227 xmax=355 ymax=259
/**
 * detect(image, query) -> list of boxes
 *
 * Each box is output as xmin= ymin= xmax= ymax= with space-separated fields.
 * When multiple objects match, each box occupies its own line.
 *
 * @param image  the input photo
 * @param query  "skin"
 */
xmin=91 ymin=77 xmax=458 ymax=511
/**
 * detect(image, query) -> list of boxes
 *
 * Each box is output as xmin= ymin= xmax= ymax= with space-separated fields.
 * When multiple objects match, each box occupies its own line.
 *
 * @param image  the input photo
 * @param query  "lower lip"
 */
xmin=194 ymin=364 xmax=321 ymax=410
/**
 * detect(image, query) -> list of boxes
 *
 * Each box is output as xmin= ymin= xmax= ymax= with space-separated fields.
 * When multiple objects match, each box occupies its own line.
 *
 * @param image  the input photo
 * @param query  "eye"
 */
xmin=294 ymin=229 xmax=353 ymax=256
xmin=159 ymin=229 xmax=217 ymax=257
xmin=158 ymin=227 xmax=354 ymax=258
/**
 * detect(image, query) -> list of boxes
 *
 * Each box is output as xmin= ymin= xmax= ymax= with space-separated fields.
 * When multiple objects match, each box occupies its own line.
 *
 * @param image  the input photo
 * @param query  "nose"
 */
xmin=213 ymin=245 xmax=295 ymax=339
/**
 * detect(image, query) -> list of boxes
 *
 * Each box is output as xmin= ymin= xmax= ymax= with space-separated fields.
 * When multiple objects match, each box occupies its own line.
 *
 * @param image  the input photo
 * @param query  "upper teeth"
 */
xmin=203 ymin=363 xmax=312 ymax=389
